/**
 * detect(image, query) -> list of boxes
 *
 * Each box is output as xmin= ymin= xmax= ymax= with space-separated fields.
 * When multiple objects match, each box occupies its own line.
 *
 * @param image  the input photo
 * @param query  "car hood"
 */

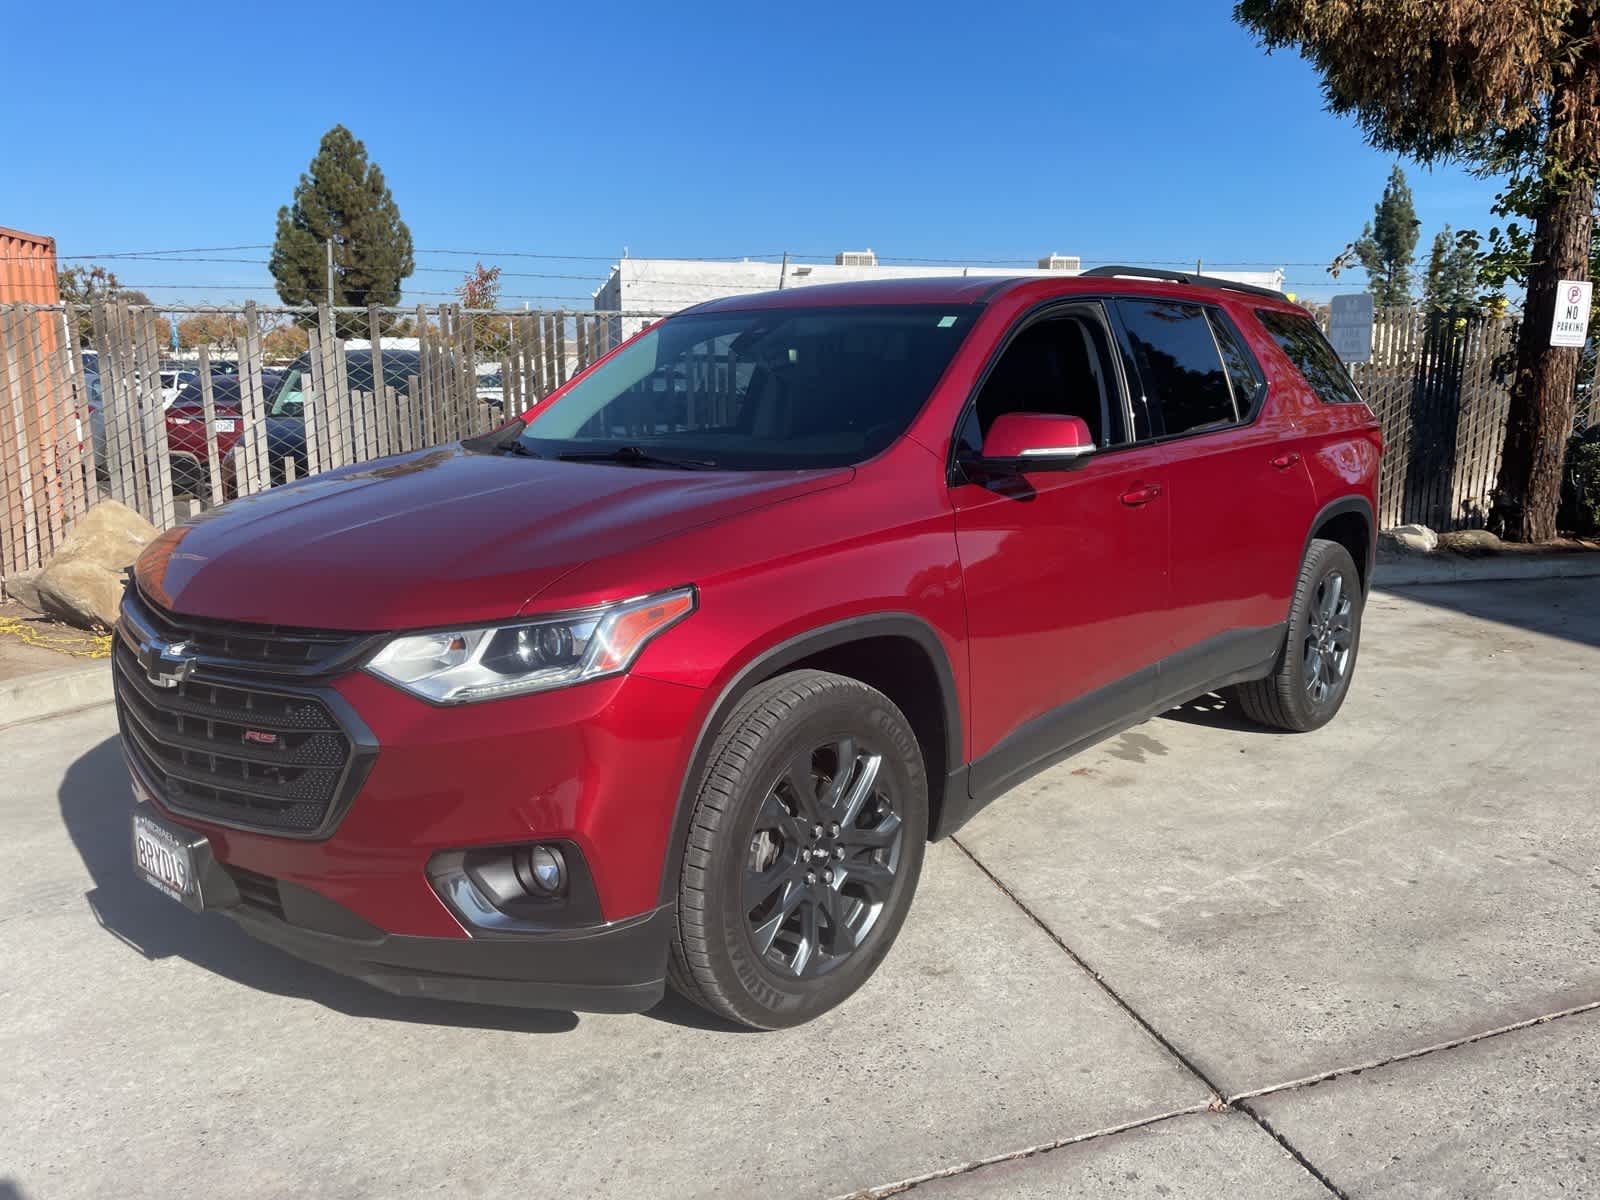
xmin=137 ymin=445 xmax=850 ymax=629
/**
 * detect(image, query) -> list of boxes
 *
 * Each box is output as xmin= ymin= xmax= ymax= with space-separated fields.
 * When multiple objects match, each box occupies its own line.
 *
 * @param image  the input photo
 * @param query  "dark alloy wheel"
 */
xmin=1302 ymin=570 xmax=1355 ymax=706
xmin=743 ymin=735 xmax=905 ymax=979
xmin=1234 ymin=537 xmax=1364 ymax=732
xmin=668 ymin=669 xmax=928 ymax=1029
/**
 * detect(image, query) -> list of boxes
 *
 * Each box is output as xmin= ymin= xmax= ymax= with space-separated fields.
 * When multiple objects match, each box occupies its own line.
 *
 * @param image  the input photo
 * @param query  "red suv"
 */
xmin=118 ymin=269 xmax=1380 ymax=1029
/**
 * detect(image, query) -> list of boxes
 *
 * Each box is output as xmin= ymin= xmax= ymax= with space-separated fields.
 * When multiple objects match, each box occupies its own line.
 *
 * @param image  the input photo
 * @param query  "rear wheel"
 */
xmin=1234 ymin=538 xmax=1363 ymax=732
xmin=668 ymin=670 xmax=927 ymax=1029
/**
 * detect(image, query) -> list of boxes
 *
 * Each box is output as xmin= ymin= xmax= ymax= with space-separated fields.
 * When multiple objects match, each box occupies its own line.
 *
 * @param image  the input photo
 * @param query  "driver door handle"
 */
xmin=1270 ymin=452 xmax=1301 ymax=470
xmin=1119 ymin=483 xmax=1163 ymax=507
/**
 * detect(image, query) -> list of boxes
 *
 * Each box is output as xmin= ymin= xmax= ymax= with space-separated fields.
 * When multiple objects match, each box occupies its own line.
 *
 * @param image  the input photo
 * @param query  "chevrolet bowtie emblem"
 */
xmin=137 ymin=639 xmax=196 ymax=689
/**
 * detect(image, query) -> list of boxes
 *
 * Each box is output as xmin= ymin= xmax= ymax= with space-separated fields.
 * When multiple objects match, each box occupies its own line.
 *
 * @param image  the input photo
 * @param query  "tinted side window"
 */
xmin=1116 ymin=300 xmax=1235 ymax=437
xmin=1207 ymin=311 xmax=1264 ymax=415
xmin=1255 ymin=310 xmax=1365 ymax=405
xmin=972 ymin=310 xmax=1124 ymax=448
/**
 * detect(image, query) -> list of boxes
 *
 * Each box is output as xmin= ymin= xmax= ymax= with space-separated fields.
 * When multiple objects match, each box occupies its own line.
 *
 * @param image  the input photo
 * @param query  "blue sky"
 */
xmin=4 ymin=0 xmax=1501 ymax=306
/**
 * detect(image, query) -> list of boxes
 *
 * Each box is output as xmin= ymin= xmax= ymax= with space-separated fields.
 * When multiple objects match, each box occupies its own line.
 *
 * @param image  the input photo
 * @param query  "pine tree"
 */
xmin=1353 ymin=166 xmax=1419 ymax=307
xmin=1423 ymin=226 xmax=1479 ymax=313
xmin=269 ymin=125 xmax=414 ymax=308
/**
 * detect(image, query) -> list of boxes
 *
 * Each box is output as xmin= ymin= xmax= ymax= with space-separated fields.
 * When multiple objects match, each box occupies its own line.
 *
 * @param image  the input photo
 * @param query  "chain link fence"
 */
xmin=0 ymin=300 xmax=665 ymax=585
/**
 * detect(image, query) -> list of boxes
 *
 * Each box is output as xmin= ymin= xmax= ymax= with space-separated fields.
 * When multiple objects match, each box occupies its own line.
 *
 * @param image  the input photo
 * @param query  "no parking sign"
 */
xmin=1549 ymin=279 xmax=1592 ymax=347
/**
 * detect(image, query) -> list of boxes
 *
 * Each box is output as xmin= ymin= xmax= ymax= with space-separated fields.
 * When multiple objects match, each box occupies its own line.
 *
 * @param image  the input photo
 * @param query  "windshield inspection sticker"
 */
xmin=938 ymin=315 xmax=958 ymax=328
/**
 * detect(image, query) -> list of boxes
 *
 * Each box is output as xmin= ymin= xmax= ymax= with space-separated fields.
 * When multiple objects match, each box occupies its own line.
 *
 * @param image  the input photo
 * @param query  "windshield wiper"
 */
xmin=557 ymin=445 xmax=719 ymax=470
xmin=497 ymin=441 xmax=543 ymax=458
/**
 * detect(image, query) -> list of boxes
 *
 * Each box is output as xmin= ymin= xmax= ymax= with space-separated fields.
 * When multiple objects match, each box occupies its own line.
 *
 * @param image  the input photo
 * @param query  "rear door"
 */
xmin=1111 ymin=298 xmax=1317 ymax=694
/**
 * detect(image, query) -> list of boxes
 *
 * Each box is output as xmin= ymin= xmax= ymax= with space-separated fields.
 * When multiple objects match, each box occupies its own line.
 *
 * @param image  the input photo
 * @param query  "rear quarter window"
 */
xmin=1256 ymin=310 xmax=1365 ymax=405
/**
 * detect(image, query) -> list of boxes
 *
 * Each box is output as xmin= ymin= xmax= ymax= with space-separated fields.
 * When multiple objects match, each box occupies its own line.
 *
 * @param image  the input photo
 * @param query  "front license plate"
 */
xmin=214 ymin=419 xmax=236 ymax=432
xmin=132 ymin=813 xmax=200 ymax=908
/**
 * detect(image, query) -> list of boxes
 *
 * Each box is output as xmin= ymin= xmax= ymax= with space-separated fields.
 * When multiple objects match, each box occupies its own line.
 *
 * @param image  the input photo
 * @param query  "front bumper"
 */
xmin=228 ymin=892 xmax=673 ymax=1013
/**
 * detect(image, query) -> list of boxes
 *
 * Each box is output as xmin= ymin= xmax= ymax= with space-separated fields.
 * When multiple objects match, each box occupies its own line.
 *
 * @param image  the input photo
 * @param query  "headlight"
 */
xmin=365 ymin=587 xmax=695 ymax=704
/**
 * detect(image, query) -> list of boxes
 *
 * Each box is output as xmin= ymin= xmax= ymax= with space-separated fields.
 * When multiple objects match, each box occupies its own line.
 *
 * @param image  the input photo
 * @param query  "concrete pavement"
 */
xmin=1 ymin=578 xmax=1596 ymax=1199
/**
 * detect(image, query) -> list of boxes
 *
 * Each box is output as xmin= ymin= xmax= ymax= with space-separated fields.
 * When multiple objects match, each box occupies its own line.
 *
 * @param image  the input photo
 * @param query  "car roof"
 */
xmin=684 ymin=272 xmax=1302 ymax=316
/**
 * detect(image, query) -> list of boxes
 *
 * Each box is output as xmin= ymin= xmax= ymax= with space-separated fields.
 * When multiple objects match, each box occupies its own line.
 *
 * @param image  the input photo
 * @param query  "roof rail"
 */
xmin=1078 ymin=264 xmax=1286 ymax=301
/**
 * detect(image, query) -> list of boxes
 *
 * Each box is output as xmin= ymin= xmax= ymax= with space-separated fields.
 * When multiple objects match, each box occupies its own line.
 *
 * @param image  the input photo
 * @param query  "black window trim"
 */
xmin=944 ymin=297 xmax=1137 ymax=486
xmin=1108 ymin=295 xmax=1273 ymax=448
xmin=1205 ymin=305 xmax=1267 ymax=420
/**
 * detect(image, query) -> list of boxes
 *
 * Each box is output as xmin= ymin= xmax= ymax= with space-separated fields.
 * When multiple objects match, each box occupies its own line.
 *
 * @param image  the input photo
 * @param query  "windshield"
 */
xmin=516 ymin=305 xmax=977 ymax=469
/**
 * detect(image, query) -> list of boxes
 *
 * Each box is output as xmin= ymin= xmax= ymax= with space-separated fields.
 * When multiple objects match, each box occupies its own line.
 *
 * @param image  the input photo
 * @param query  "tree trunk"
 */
xmin=1491 ymin=181 xmax=1595 ymax=542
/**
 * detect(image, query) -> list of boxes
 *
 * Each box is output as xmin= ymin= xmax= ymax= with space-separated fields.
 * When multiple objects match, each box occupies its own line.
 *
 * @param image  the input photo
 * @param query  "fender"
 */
xmin=1303 ymin=494 xmax=1377 ymax=591
xmin=655 ymin=613 xmax=965 ymax=906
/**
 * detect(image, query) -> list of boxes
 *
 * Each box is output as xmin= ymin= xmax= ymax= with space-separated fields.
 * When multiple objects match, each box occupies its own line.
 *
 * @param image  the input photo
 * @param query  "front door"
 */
xmin=951 ymin=303 xmax=1173 ymax=795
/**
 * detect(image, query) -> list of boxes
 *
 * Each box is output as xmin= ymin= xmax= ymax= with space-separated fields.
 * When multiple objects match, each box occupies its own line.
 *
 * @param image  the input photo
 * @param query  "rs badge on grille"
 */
xmin=242 ymin=730 xmax=279 ymax=746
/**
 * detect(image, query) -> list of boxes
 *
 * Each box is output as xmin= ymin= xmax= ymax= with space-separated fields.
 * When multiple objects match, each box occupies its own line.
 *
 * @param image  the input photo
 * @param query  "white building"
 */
xmin=592 ymin=250 xmax=1286 ymax=338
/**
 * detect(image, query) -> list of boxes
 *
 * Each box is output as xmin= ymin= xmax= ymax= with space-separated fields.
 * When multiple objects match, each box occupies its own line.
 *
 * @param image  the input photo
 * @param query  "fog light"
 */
xmin=516 ymin=844 xmax=567 ymax=897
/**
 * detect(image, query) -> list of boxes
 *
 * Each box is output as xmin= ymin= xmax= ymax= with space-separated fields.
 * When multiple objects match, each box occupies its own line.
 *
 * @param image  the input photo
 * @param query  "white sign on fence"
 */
xmin=1328 ymin=293 xmax=1375 ymax=363
xmin=1549 ymin=279 xmax=1592 ymax=348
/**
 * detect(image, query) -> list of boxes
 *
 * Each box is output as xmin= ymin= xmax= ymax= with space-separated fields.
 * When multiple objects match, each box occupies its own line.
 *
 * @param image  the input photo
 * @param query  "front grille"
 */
xmin=124 ymin=585 xmax=376 ymax=677
xmin=114 ymin=600 xmax=377 ymax=838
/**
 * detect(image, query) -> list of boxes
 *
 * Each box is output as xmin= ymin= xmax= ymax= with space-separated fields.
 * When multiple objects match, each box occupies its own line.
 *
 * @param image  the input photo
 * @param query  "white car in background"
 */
xmin=160 ymin=367 xmax=199 ymax=405
xmin=475 ymin=363 xmax=504 ymax=409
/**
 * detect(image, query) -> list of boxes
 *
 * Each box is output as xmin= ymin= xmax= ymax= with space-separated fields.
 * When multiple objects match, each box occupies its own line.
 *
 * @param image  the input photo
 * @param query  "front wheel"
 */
xmin=1233 ymin=538 xmax=1363 ymax=732
xmin=667 ymin=670 xmax=928 ymax=1029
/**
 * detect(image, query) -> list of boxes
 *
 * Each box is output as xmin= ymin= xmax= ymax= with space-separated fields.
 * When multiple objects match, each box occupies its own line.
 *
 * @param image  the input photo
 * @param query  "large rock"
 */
xmin=1437 ymin=528 xmax=1504 ymax=556
xmin=32 ymin=500 xmax=158 ymax=630
xmin=1384 ymin=523 xmax=1439 ymax=554
xmin=2 ymin=568 xmax=43 ymax=613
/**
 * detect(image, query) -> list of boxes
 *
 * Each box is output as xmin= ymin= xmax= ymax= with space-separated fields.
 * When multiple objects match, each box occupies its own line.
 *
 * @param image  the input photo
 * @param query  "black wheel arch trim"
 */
xmin=1304 ymin=494 xmax=1376 ymax=591
xmin=655 ymin=612 xmax=964 ymax=906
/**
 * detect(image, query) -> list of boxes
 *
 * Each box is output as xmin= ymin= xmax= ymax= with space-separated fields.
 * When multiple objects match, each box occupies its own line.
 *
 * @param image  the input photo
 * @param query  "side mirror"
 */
xmin=963 ymin=412 xmax=1096 ymax=476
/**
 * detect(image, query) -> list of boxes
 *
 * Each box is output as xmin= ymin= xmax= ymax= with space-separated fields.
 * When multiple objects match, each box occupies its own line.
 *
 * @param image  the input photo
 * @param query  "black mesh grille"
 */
xmin=114 ymin=620 xmax=374 ymax=838
xmin=124 ymin=586 xmax=376 ymax=677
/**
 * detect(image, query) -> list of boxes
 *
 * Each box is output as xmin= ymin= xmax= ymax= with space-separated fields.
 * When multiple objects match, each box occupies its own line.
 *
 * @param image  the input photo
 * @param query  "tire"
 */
xmin=667 ymin=669 xmax=928 ymax=1029
xmin=1233 ymin=538 xmax=1363 ymax=732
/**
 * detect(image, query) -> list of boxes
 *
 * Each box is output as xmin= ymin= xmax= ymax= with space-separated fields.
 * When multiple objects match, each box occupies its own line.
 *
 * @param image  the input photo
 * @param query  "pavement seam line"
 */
xmin=948 ymin=835 xmax=1350 ymax=1200
xmin=1227 ymin=999 xmax=1600 ymax=1104
xmin=829 ymin=1102 xmax=1213 ymax=1200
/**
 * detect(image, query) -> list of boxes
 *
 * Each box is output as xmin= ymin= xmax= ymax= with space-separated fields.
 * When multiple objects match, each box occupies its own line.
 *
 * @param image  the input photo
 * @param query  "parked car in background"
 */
xmin=165 ymin=374 xmax=280 ymax=497
xmin=87 ymin=372 xmax=278 ymax=498
xmin=120 ymin=269 xmax=1380 ymax=1029
xmin=221 ymin=349 xmax=424 ymax=492
xmin=159 ymin=367 xmax=199 ymax=405
xmin=475 ymin=363 xmax=504 ymax=408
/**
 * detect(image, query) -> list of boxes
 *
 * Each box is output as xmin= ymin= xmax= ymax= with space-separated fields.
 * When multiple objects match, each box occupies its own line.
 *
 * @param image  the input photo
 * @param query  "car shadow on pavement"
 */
xmin=1160 ymin=690 xmax=1290 ymax=733
xmin=58 ymin=735 xmax=587 ymax=1033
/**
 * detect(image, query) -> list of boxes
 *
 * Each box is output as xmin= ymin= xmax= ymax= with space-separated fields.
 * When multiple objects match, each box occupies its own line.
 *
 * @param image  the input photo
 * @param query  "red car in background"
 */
xmin=165 ymin=374 xmax=279 ymax=498
xmin=87 ymin=372 xmax=280 ymax=500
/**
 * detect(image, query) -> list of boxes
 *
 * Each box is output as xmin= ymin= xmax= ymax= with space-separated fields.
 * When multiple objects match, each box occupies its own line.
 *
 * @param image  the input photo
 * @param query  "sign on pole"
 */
xmin=1328 ymin=293 xmax=1375 ymax=364
xmin=1549 ymin=280 xmax=1592 ymax=348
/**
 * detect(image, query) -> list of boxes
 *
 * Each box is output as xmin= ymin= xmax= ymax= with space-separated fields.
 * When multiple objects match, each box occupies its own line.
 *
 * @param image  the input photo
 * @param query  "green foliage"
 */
xmin=1473 ymin=175 xmax=1600 ymax=330
xmin=1421 ymin=225 xmax=1481 ymax=312
xmin=1559 ymin=433 xmax=1600 ymax=535
xmin=1354 ymin=166 xmax=1419 ymax=305
xmin=269 ymin=125 xmax=415 ymax=308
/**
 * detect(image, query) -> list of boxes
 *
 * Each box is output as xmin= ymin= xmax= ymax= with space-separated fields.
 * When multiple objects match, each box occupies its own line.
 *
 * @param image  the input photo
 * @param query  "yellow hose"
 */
xmin=0 ymin=615 xmax=113 ymax=659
